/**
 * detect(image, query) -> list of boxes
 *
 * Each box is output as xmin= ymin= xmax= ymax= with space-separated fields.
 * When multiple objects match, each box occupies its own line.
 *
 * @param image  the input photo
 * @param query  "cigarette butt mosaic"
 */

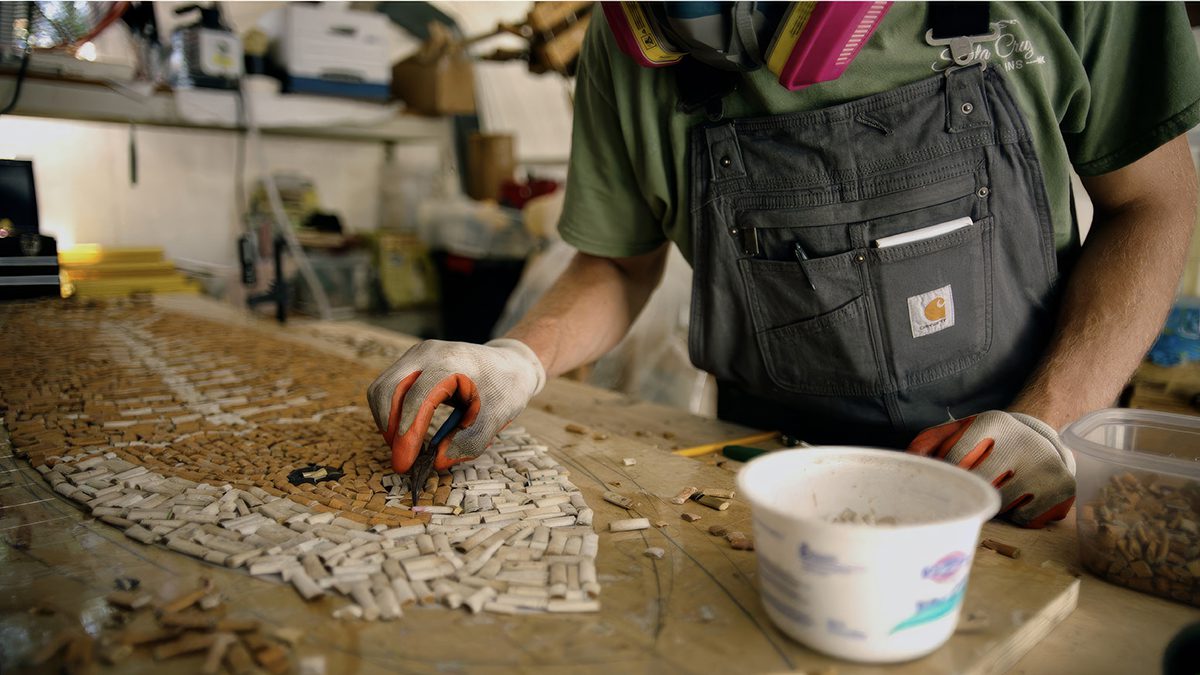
xmin=0 ymin=300 xmax=602 ymax=617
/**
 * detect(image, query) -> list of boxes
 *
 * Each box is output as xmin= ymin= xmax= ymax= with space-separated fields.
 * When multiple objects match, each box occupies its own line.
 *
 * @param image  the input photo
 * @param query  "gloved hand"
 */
xmin=907 ymin=410 xmax=1076 ymax=529
xmin=366 ymin=338 xmax=546 ymax=474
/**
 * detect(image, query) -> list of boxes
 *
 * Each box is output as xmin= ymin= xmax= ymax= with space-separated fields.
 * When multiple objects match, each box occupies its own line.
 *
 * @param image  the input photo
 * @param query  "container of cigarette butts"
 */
xmin=737 ymin=447 xmax=999 ymax=663
xmin=1064 ymin=409 xmax=1200 ymax=607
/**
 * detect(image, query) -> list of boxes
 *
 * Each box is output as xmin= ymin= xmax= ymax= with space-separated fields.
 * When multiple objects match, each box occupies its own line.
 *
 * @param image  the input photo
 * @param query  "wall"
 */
xmin=0 ymin=1 xmax=536 ymax=268
xmin=0 ymin=116 xmax=388 ymax=267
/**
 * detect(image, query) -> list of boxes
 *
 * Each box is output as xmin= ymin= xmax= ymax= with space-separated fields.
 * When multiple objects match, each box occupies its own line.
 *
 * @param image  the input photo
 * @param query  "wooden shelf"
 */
xmin=0 ymin=73 xmax=452 ymax=145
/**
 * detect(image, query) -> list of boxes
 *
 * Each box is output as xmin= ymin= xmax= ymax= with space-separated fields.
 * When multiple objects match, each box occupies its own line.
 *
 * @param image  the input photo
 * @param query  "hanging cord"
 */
xmin=0 ymin=2 xmax=34 ymax=117
xmin=0 ymin=46 xmax=31 ymax=116
xmin=238 ymin=80 xmax=334 ymax=320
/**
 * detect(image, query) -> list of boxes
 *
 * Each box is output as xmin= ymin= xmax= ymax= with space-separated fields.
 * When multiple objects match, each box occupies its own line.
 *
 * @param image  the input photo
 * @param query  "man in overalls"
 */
xmin=369 ymin=3 xmax=1200 ymax=528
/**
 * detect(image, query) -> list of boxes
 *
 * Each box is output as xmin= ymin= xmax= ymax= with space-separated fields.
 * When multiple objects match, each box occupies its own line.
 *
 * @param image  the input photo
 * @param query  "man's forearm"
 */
xmin=504 ymin=245 xmax=669 ymax=378
xmin=1010 ymin=137 xmax=1199 ymax=429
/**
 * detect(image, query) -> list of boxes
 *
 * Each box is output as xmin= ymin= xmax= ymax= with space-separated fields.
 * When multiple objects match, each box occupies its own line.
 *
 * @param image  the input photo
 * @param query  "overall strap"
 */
xmin=927 ymin=2 xmax=990 ymax=40
xmin=925 ymin=2 xmax=995 ymax=69
xmin=675 ymin=57 xmax=739 ymax=121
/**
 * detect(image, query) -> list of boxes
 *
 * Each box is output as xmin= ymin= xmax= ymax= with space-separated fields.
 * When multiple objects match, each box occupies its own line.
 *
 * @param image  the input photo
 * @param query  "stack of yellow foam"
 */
xmin=59 ymin=245 xmax=200 ymax=298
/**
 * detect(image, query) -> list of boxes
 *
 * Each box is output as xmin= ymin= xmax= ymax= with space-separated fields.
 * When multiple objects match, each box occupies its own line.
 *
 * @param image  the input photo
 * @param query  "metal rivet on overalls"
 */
xmin=720 ymin=157 xmax=732 ymax=168
xmin=961 ymin=102 xmax=974 ymax=115
xmin=977 ymin=186 xmax=990 ymax=198
xmin=855 ymin=254 xmax=865 ymax=263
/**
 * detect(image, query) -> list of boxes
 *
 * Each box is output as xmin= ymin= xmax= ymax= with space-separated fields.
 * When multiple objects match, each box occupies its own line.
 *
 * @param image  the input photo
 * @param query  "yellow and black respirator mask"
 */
xmin=602 ymin=1 xmax=891 ymax=91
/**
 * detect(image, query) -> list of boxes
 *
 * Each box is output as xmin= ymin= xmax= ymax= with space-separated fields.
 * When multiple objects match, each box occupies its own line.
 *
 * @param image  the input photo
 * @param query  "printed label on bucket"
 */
xmin=762 ymin=587 xmax=813 ymax=627
xmin=922 ymin=551 xmax=970 ymax=583
xmin=798 ymin=543 xmax=864 ymax=575
xmin=826 ymin=619 xmax=867 ymax=640
xmin=890 ymin=580 xmax=966 ymax=634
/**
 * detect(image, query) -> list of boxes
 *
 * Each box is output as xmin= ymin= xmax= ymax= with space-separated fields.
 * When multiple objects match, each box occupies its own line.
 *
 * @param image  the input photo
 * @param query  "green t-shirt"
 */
xmin=558 ymin=2 xmax=1200 ymax=264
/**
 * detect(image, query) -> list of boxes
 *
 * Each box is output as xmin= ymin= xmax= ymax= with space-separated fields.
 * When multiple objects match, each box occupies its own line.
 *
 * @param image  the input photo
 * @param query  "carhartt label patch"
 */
xmin=908 ymin=285 xmax=955 ymax=338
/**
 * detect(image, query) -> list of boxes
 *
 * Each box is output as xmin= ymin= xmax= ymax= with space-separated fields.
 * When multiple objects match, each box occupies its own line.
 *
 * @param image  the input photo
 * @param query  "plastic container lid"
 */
xmin=1062 ymin=408 xmax=1200 ymax=479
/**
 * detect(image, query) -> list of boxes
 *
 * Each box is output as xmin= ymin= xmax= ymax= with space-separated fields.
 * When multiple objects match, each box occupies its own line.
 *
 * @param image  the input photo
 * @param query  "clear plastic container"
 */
xmin=1063 ymin=409 xmax=1200 ymax=606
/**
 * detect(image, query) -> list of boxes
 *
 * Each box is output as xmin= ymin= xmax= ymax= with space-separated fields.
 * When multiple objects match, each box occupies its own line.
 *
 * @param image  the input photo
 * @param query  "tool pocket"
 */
xmin=738 ymin=252 xmax=878 ymax=395
xmin=868 ymin=216 xmax=994 ymax=389
xmin=731 ymin=170 xmax=983 ymax=397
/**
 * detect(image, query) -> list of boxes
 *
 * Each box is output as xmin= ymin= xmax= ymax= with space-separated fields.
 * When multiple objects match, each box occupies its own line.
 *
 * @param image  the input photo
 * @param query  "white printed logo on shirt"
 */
xmin=908 ymin=285 xmax=955 ymax=338
xmin=929 ymin=19 xmax=1047 ymax=74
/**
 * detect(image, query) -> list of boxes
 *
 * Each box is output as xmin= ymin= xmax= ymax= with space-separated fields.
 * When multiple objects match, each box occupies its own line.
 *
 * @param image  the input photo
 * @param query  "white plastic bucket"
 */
xmin=737 ymin=447 xmax=1000 ymax=663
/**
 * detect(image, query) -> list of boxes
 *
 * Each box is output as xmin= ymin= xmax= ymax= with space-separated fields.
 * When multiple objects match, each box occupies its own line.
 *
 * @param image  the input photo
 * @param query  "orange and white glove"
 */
xmin=366 ymin=339 xmax=545 ymax=474
xmin=907 ymin=410 xmax=1076 ymax=529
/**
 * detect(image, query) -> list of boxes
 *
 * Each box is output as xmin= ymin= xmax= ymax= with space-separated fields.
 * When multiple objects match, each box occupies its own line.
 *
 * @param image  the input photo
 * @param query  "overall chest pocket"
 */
xmin=732 ymin=170 xmax=988 ymax=397
xmin=868 ymin=216 xmax=994 ymax=390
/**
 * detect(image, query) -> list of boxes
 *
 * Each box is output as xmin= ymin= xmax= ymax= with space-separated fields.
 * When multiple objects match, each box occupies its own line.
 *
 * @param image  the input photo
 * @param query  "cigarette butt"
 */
xmin=63 ymin=633 xmax=96 ymax=674
xmin=729 ymin=537 xmax=754 ymax=551
xmin=159 ymin=611 xmax=218 ymax=630
xmin=214 ymin=618 xmax=260 ymax=633
xmin=698 ymin=488 xmax=735 ymax=500
xmin=202 ymin=633 xmax=237 ymax=674
xmin=981 ymin=538 xmax=1020 ymax=559
xmin=695 ymin=495 xmax=730 ymax=511
xmin=29 ymin=629 xmax=73 ymax=665
xmin=99 ymin=642 xmax=134 ymax=666
xmin=708 ymin=525 xmax=728 ymax=537
xmin=225 ymin=641 xmax=255 ymax=674
xmin=107 ymin=590 xmax=152 ymax=610
xmin=669 ymin=487 xmax=697 ymax=505
xmin=680 ymin=512 xmax=702 ymax=522
xmin=153 ymin=632 xmax=215 ymax=660
xmin=161 ymin=582 xmax=211 ymax=614
xmin=602 ymin=491 xmax=634 ymax=509
xmin=118 ymin=628 xmax=181 ymax=646
xmin=622 ymin=458 xmax=636 ymax=466
xmin=609 ymin=518 xmax=651 ymax=532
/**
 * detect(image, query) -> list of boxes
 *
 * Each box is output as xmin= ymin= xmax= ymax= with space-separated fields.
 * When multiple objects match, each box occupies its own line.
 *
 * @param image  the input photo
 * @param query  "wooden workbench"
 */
xmin=0 ymin=296 xmax=1195 ymax=674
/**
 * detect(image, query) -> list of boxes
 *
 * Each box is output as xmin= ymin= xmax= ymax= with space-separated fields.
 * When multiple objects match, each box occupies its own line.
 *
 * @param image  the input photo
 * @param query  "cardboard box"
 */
xmin=391 ymin=54 xmax=475 ymax=116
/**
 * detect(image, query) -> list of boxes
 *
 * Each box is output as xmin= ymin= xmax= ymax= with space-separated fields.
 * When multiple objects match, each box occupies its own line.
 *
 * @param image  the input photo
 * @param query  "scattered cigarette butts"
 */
xmin=680 ymin=513 xmax=702 ymax=522
xmin=699 ymin=488 xmax=735 ymax=500
xmin=708 ymin=525 xmax=728 ymax=537
xmin=644 ymin=547 xmax=666 ymax=559
xmin=564 ymin=424 xmax=587 ymax=435
xmin=4 ymin=303 xmax=608 ymax=626
xmin=622 ymin=458 xmax=636 ymax=466
xmin=981 ymin=538 xmax=1021 ymax=559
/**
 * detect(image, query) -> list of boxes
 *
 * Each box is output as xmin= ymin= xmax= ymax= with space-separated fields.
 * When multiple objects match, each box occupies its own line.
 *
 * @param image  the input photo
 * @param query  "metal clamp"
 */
xmin=924 ymin=27 xmax=1001 ymax=71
